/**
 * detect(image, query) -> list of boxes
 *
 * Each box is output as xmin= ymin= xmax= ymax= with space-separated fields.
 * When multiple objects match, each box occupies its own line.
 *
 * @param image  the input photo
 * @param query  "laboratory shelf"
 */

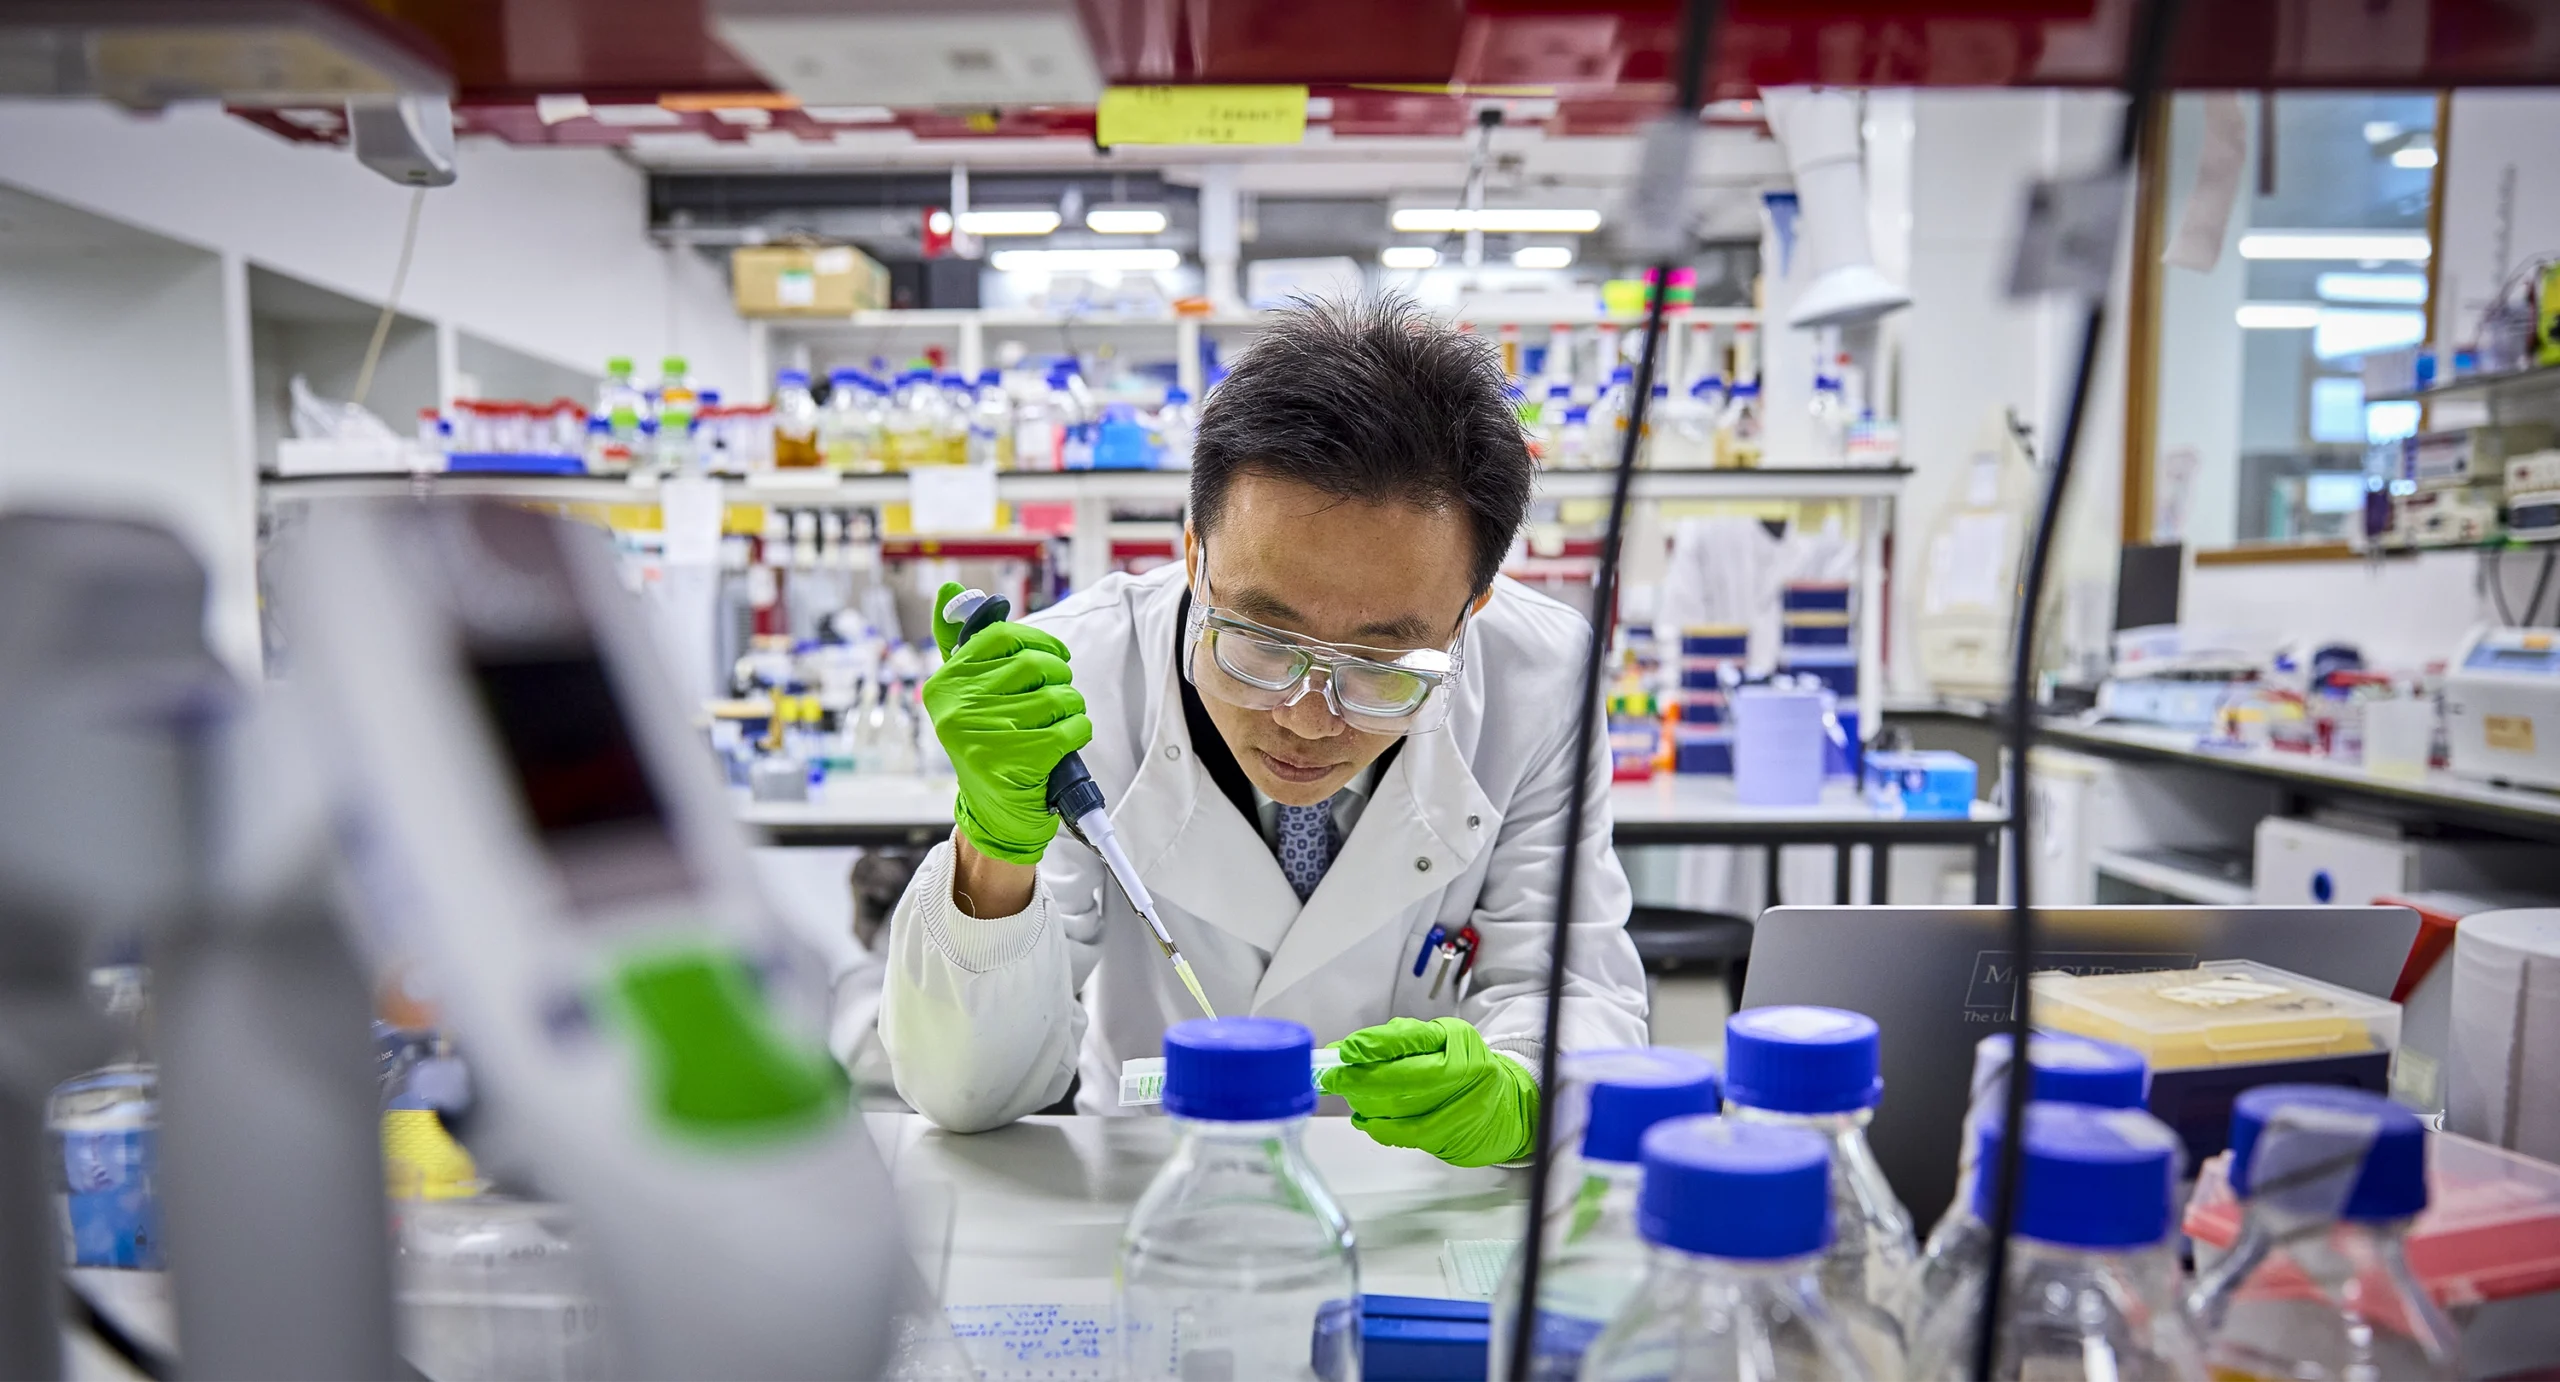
xmin=259 ymin=468 xmax=1195 ymax=506
xmin=2370 ymin=361 xmax=2560 ymax=407
xmin=1536 ymin=466 xmax=1909 ymax=502
xmin=2091 ymin=846 xmax=2255 ymax=907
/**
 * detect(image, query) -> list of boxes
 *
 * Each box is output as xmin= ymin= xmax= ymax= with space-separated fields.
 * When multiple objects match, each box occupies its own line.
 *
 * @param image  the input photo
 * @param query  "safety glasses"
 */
xmin=1182 ymin=551 xmax=1466 ymax=736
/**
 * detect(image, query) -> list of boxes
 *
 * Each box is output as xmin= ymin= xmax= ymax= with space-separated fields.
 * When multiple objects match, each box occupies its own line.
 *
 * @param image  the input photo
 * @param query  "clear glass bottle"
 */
xmin=397 ymin=1196 xmax=608 ymax=1382
xmin=1156 ymin=386 xmax=1197 ymax=469
xmin=1907 ymin=1102 xmax=2203 ymax=1382
xmin=1722 ymin=1005 xmax=1913 ymax=1378
xmin=818 ymin=368 xmax=868 ymax=473
xmin=1533 ymin=382 xmax=1574 ymax=466
xmin=655 ymin=355 xmax=696 ymax=441
xmin=1013 ymin=372 xmax=1061 ymax=472
xmin=771 ymin=370 xmax=820 ymax=470
xmin=2186 ymin=1085 xmax=2457 ymax=1382
xmin=1559 ymin=405 xmax=1593 ymax=469
xmin=598 ymin=355 xmax=648 ymax=443
xmin=1579 ymin=1116 xmax=1870 ymax=1382
xmin=883 ymin=369 xmax=937 ymax=472
xmin=1115 ymin=1017 xmax=1356 ymax=1382
xmin=937 ymin=374 xmax=974 ymax=465
xmin=1905 ymin=1031 xmax=2149 ymax=1333
xmin=1588 ymin=364 xmax=1634 ymax=465
xmin=1716 ymin=382 xmax=1764 ymax=469
xmin=1489 ymin=1048 xmax=1721 ymax=1382
xmin=968 ymin=370 xmax=1013 ymax=469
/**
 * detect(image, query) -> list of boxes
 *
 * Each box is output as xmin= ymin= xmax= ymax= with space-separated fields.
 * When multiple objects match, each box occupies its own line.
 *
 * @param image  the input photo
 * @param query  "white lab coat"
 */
xmin=876 ymin=562 xmax=1650 ymax=1130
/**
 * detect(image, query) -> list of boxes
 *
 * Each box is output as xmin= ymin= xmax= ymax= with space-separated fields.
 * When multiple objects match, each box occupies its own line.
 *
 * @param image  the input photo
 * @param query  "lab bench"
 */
xmin=740 ymin=776 xmax=2010 ymax=904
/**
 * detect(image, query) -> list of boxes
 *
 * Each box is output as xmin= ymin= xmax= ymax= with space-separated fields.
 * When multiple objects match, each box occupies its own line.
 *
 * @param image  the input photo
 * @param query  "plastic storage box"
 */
xmin=2184 ymin=1128 xmax=2560 ymax=1378
xmin=1860 ymin=749 xmax=1977 ymax=818
xmin=2032 ymin=960 xmax=2402 ymax=1162
xmin=1311 ymin=1295 xmax=1487 ymax=1382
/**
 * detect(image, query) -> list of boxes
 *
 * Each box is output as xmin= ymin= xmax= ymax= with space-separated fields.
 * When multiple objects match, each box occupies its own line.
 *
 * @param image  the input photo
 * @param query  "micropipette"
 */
xmin=942 ymin=589 xmax=1217 ymax=1020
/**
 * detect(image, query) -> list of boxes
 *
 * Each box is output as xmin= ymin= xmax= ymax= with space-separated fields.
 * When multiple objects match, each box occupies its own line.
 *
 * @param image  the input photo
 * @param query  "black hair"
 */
xmin=1190 ymin=294 xmax=1533 ymax=594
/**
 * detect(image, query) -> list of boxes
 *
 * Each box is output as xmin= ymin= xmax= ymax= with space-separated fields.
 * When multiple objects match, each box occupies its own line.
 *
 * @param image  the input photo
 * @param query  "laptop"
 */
xmin=1737 ymin=905 xmax=2422 ymax=1224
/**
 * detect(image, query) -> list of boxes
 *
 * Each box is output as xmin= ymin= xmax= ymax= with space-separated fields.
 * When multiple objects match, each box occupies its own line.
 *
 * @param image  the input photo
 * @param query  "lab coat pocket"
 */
xmin=1393 ymin=915 xmax=1474 ymax=1019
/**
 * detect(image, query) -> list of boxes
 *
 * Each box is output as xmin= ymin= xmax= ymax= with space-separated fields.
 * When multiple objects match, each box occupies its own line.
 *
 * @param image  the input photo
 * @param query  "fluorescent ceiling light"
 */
xmin=989 ymin=248 xmax=1182 ymax=273
xmin=1391 ymin=208 xmax=1604 ymax=234
xmin=2391 ymin=145 xmax=2438 ymax=169
xmin=2238 ymin=231 xmax=2430 ymax=261
xmin=957 ymin=209 xmax=1061 ymax=236
xmin=2362 ymin=121 xmax=2404 ymax=144
xmin=1380 ymin=246 xmax=1440 ymax=270
xmin=1511 ymin=245 xmax=1575 ymax=270
xmin=2314 ymin=308 xmax=2426 ymax=361
xmin=803 ymin=105 xmax=896 ymax=124
xmin=2236 ymin=302 xmax=2321 ymax=329
xmin=1085 ymin=205 xmax=1168 ymax=235
xmin=2315 ymin=271 xmax=2429 ymax=304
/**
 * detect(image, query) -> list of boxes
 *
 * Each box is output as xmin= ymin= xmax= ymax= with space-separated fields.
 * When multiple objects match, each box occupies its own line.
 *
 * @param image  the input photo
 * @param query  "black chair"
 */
xmin=1624 ymin=905 xmax=1755 ymax=1012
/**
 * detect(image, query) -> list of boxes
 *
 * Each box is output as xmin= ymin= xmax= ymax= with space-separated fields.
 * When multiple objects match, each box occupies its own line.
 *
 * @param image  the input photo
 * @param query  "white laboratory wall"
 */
xmin=0 ymin=100 xmax=748 ymax=396
xmin=2182 ymin=549 xmax=2494 ymax=669
xmin=0 ymin=243 xmax=256 ymax=672
xmin=1890 ymin=90 xmax=2129 ymax=698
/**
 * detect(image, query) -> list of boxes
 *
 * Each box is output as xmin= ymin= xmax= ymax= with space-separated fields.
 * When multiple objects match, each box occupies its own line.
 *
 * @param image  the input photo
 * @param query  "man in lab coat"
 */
xmin=878 ymin=297 xmax=1648 ymax=1167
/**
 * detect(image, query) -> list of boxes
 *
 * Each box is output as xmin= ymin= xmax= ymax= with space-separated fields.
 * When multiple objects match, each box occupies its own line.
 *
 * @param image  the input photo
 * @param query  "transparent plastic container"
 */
xmin=1488 ymin=1047 xmax=1720 ymax=1382
xmin=655 ymin=356 xmax=696 ymax=439
xmin=884 ymin=370 xmax=941 ymax=472
xmin=1115 ymin=1017 xmax=1356 ymax=1382
xmin=1907 ymin=1103 xmax=2203 ymax=1382
xmin=2186 ymin=1086 xmax=2458 ymax=1381
xmin=396 ymin=1196 xmax=607 ymax=1382
xmin=1904 ymin=1031 xmax=2149 ymax=1331
xmin=598 ymin=355 xmax=647 ymax=441
xmin=1722 ymin=1005 xmax=1913 ymax=1377
xmin=968 ymin=370 xmax=1012 ymax=468
xmin=1579 ymin=1116 xmax=1870 ymax=1382
xmin=1715 ymin=382 xmax=1764 ymax=468
xmin=2030 ymin=960 xmax=2402 ymax=1071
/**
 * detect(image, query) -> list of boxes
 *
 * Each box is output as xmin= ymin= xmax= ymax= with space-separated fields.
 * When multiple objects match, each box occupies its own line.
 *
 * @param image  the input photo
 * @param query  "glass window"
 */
xmin=2152 ymin=92 xmax=2437 ymax=546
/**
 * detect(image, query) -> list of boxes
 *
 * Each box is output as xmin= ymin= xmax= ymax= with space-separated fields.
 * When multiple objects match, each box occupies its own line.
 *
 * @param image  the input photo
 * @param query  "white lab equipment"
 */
xmin=2442 ymin=626 xmax=2560 ymax=790
xmin=2252 ymin=814 xmax=2541 ymax=906
xmin=1903 ymin=1032 xmax=2149 ymax=1332
xmin=1576 ymin=1116 xmax=1869 ymax=1382
xmin=1905 ymin=1103 xmax=2204 ymax=1382
xmin=1488 ymin=1048 xmax=1721 ymax=1382
xmin=1721 ymin=1005 xmax=1914 ymax=1377
xmin=2186 ymin=1086 xmax=2457 ymax=1381
xmin=2446 ymin=908 xmax=2560 ymax=1162
xmin=286 ymin=499 xmax=905 ymax=1379
xmin=1116 ymin=1017 xmax=1357 ymax=1382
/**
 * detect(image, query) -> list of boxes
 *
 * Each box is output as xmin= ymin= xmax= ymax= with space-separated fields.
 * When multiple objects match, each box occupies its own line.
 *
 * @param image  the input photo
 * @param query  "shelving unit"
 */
xmin=746 ymin=305 xmax=1762 ymax=401
xmin=2091 ymin=846 xmax=2255 ymax=906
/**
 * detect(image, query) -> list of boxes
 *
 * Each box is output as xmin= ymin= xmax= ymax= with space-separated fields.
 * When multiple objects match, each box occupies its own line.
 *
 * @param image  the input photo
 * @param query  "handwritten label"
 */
xmin=2486 ymin=714 xmax=2537 ymax=754
xmin=1097 ymin=86 xmax=1307 ymax=147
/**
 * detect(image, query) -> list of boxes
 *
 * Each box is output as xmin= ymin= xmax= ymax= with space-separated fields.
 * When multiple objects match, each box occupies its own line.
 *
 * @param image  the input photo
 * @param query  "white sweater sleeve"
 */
xmin=877 ymin=839 xmax=1091 ymax=1132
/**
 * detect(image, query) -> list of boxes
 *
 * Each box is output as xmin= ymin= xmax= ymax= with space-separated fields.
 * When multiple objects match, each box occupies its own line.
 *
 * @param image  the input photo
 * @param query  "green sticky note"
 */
xmin=1097 ymin=86 xmax=1307 ymax=147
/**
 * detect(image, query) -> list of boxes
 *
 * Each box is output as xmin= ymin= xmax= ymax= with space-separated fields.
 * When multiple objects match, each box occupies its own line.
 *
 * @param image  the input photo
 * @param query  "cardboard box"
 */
xmin=731 ymin=244 xmax=888 ymax=317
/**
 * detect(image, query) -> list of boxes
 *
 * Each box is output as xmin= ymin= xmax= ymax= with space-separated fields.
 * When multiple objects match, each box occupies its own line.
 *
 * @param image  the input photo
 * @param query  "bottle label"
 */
xmin=59 ymin=1126 xmax=162 ymax=1269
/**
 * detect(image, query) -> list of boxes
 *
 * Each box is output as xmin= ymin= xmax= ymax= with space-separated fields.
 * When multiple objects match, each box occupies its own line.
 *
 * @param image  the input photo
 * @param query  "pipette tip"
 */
xmin=1171 ymin=955 xmax=1217 ymax=1020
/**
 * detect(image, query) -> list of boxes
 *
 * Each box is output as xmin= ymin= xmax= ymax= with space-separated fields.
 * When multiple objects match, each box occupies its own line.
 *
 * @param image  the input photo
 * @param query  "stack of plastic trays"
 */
xmin=1674 ymin=626 xmax=1748 ymax=774
xmin=1778 ymin=582 xmax=1859 ymax=777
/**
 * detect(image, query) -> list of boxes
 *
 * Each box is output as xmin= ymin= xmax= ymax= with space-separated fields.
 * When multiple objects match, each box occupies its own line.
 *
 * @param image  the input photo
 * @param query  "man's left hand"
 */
xmin=1317 ymin=1016 xmax=1538 ymax=1168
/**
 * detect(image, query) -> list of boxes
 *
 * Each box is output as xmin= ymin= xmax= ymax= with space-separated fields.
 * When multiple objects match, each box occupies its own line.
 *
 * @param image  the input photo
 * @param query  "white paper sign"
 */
xmin=907 ymin=464 xmax=1000 ymax=534
xmin=658 ymin=476 xmax=724 ymax=567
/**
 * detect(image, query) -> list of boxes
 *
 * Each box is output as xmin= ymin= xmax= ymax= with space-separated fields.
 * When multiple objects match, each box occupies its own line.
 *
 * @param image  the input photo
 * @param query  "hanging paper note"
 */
xmin=1097 ymin=86 xmax=1308 ymax=147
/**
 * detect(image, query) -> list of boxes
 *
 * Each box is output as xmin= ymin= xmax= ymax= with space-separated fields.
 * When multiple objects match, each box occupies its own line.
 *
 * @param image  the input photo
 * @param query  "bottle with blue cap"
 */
xmin=1578 ymin=1115 xmax=1870 ymax=1381
xmin=1487 ymin=1048 xmax=1720 ymax=1381
xmin=1906 ymin=1102 xmax=2204 ymax=1381
xmin=1901 ymin=1031 xmax=2150 ymax=1331
xmin=1115 ymin=1017 xmax=1357 ymax=1382
xmin=1722 ymin=1005 xmax=1914 ymax=1375
xmin=2185 ymin=1085 xmax=2456 ymax=1381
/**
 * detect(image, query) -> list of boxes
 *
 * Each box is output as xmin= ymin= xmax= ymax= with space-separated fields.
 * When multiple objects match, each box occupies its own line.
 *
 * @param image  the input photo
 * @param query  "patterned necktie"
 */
xmin=1274 ymin=799 xmax=1335 ymax=902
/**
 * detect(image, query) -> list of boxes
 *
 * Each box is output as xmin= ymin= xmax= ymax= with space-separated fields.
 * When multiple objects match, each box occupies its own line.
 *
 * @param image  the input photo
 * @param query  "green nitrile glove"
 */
xmin=1317 ymin=1016 xmax=1539 ymax=1168
xmin=922 ymin=581 xmax=1092 ymax=866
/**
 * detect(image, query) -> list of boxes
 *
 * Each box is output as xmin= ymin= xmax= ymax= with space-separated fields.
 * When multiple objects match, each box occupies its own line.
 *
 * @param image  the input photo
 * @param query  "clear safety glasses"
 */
xmin=1182 ymin=559 xmax=1466 ymax=736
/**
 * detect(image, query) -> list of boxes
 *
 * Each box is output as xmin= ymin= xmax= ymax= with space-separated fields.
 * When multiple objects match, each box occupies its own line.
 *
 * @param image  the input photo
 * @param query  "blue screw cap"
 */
xmin=1638 ymin=1116 xmax=1832 ymax=1260
xmin=1724 ymin=1006 xmax=1883 ymax=1115
xmin=2227 ymin=1085 xmax=2427 ymax=1222
xmin=1973 ymin=1102 xmax=2181 ymax=1249
xmin=1563 ymin=1048 xmax=1721 ymax=1165
xmin=1162 ymin=1017 xmax=1316 ymax=1122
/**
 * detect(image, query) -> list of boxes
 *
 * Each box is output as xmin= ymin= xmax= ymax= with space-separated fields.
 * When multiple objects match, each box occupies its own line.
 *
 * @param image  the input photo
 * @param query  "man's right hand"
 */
xmin=922 ymin=582 xmax=1093 ymax=882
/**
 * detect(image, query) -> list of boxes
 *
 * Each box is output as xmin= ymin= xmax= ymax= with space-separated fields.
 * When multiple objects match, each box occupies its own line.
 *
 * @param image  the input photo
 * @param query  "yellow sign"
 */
xmin=2486 ymin=715 xmax=2538 ymax=754
xmin=1097 ymin=86 xmax=1307 ymax=147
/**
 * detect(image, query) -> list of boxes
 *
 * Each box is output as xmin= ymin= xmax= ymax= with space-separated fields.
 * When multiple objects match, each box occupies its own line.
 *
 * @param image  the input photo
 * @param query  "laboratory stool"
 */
xmin=1624 ymin=905 xmax=1754 ymax=1011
